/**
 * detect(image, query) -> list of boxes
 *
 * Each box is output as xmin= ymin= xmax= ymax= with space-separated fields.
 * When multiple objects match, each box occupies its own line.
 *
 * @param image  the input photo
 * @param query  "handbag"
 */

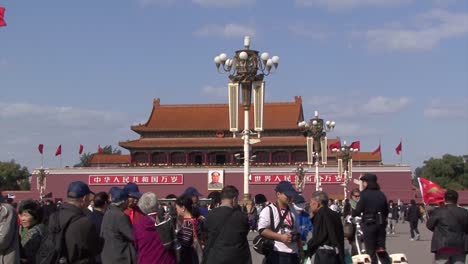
xmin=155 ymin=216 xmax=176 ymax=250
xmin=343 ymin=222 xmax=354 ymax=239
xmin=191 ymin=219 xmax=204 ymax=264
xmin=253 ymin=204 xmax=289 ymax=255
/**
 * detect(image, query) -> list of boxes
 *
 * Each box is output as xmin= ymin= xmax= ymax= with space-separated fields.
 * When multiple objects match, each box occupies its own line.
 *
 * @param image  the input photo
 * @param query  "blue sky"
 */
xmin=1 ymin=0 xmax=467 ymax=172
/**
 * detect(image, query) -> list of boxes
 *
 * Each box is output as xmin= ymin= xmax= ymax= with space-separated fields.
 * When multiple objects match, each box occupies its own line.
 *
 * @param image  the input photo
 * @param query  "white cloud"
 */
xmin=361 ymin=96 xmax=410 ymax=114
xmin=424 ymin=97 xmax=468 ymax=118
xmin=305 ymin=95 xmax=410 ymax=117
xmin=194 ymin=23 xmax=256 ymax=38
xmin=296 ymin=0 xmax=412 ymax=10
xmin=0 ymin=102 xmax=133 ymax=170
xmin=362 ymin=9 xmax=468 ymax=51
xmin=288 ymin=24 xmax=333 ymax=41
xmin=201 ymin=85 xmax=226 ymax=97
xmin=193 ymin=0 xmax=255 ymax=8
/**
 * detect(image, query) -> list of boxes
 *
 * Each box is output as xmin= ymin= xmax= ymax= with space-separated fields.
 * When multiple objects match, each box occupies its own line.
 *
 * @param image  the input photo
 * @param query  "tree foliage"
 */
xmin=414 ymin=154 xmax=468 ymax=190
xmin=74 ymin=145 xmax=122 ymax=167
xmin=0 ymin=160 xmax=31 ymax=190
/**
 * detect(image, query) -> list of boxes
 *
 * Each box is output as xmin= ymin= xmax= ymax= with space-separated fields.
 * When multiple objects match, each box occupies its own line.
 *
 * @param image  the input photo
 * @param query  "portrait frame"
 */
xmin=207 ymin=169 xmax=224 ymax=190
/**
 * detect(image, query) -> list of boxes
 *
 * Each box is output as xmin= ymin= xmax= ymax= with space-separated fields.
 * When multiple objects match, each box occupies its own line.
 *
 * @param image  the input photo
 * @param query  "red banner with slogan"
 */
xmin=250 ymin=173 xmax=344 ymax=184
xmin=89 ymin=174 xmax=184 ymax=185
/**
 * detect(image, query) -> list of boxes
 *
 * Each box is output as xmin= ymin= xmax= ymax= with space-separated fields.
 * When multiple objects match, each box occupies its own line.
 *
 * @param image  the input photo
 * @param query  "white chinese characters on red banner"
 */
xmin=88 ymin=174 xmax=184 ymax=185
xmin=249 ymin=173 xmax=343 ymax=184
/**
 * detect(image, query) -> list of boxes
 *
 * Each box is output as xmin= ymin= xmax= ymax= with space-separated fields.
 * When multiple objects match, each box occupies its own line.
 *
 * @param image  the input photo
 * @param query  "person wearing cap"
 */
xmin=352 ymin=173 xmax=391 ymax=264
xmin=183 ymin=187 xmax=208 ymax=218
xmin=292 ymin=195 xmax=313 ymax=244
xmin=44 ymin=181 xmax=101 ymax=263
xmin=101 ymin=188 xmax=137 ymax=264
xmin=257 ymin=181 xmax=301 ymax=264
xmin=306 ymin=191 xmax=345 ymax=264
xmin=123 ymin=182 xmax=146 ymax=225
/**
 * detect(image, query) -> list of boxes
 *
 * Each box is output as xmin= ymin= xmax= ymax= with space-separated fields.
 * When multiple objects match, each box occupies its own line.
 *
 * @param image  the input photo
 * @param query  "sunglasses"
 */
xmin=352 ymin=195 xmax=360 ymax=198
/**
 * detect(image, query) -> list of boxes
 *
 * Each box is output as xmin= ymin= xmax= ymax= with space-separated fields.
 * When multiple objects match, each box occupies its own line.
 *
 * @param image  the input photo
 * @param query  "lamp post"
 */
xmin=293 ymin=163 xmax=307 ymax=194
xmin=298 ymin=111 xmax=335 ymax=191
xmin=37 ymin=168 xmax=49 ymax=201
xmin=215 ymin=36 xmax=279 ymax=200
xmin=332 ymin=141 xmax=359 ymax=199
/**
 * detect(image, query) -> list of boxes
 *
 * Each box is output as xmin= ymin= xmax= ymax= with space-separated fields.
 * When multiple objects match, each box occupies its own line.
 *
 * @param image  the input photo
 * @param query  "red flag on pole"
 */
xmin=395 ymin=141 xmax=402 ymax=155
xmin=372 ymin=144 xmax=381 ymax=155
xmin=0 ymin=7 xmax=6 ymax=27
xmin=98 ymin=145 xmax=103 ymax=154
xmin=329 ymin=141 xmax=341 ymax=151
xmin=417 ymin=177 xmax=445 ymax=204
xmin=55 ymin=145 xmax=62 ymax=156
xmin=350 ymin=141 xmax=360 ymax=150
xmin=38 ymin=144 xmax=44 ymax=154
xmin=79 ymin=144 xmax=84 ymax=155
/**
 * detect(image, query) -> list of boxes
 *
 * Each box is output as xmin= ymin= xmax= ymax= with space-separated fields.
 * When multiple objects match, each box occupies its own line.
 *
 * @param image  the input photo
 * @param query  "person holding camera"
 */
xmin=257 ymin=181 xmax=301 ymax=264
xmin=352 ymin=174 xmax=391 ymax=264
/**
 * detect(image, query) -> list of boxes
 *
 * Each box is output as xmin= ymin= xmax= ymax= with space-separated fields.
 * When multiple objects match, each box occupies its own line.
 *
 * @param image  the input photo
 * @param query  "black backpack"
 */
xmin=36 ymin=212 xmax=83 ymax=264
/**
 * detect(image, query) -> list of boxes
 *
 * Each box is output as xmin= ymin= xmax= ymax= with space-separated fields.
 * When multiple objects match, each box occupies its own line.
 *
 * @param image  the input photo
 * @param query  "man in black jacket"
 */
xmin=406 ymin=199 xmax=421 ymax=241
xmin=203 ymin=185 xmax=251 ymax=264
xmin=54 ymin=181 xmax=101 ymax=263
xmin=427 ymin=189 xmax=468 ymax=264
xmin=307 ymin=191 xmax=345 ymax=264
xmin=352 ymin=174 xmax=391 ymax=264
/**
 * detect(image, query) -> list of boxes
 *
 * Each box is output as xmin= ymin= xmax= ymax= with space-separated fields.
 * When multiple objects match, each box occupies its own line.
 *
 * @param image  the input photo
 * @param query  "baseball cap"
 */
xmin=110 ymin=188 xmax=128 ymax=203
xmin=123 ymin=182 xmax=142 ymax=199
xmin=183 ymin=187 xmax=203 ymax=197
xmin=67 ymin=181 xmax=94 ymax=198
xmin=275 ymin=181 xmax=298 ymax=198
xmin=360 ymin=173 xmax=377 ymax=182
xmin=294 ymin=194 xmax=306 ymax=204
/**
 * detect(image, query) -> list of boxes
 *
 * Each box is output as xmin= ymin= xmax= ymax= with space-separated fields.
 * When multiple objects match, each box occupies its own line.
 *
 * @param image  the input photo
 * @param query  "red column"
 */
xmin=147 ymin=152 xmax=152 ymax=166
xmin=288 ymin=151 xmax=292 ymax=165
xmin=230 ymin=152 xmax=235 ymax=164
xmin=204 ymin=152 xmax=209 ymax=165
xmin=269 ymin=152 xmax=273 ymax=164
xmin=185 ymin=152 xmax=190 ymax=165
xmin=167 ymin=152 xmax=171 ymax=165
xmin=130 ymin=153 xmax=135 ymax=165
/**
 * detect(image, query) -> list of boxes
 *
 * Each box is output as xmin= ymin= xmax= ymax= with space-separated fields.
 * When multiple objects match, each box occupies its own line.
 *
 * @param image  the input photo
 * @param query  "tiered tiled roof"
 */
xmin=90 ymin=154 xmax=130 ymax=164
xmin=130 ymin=96 xmax=304 ymax=132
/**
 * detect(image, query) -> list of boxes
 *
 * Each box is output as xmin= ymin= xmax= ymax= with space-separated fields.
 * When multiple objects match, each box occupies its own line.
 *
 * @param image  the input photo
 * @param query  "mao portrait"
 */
xmin=208 ymin=170 xmax=224 ymax=190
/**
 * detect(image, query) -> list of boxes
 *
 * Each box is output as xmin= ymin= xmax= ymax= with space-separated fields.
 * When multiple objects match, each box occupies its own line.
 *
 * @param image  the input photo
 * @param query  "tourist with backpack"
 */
xmin=256 ymin=181 xmax=301 ymax=264
xmin=101 ymin=188 xmax=137 ymax=264
xmin=36 ymin=181 xmax=101 ymax=264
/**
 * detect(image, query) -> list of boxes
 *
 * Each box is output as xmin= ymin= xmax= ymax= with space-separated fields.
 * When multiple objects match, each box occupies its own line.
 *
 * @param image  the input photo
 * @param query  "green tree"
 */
xmin=74 ymin=145 xmax=122 ymax=167
xmin=0 ymin=160 xmax=31 ymax=190
xmin=414 ymin=154 xmax=467 ymax=190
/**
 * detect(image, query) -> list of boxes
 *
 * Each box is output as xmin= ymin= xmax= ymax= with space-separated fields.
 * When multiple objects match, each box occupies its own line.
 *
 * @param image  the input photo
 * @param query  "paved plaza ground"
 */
xmin=247 ymin=219 xmax=468 ymax=264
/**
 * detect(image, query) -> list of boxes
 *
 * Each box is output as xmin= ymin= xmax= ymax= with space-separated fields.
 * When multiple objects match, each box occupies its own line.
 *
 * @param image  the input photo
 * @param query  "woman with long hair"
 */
xmin=175 ymin=195 xmax=201 ymax=264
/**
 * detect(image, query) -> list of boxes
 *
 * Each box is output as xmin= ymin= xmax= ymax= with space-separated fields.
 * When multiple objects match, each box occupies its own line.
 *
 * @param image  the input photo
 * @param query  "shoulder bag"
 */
xmin=253 ymin=204 xmax=289 ymax=255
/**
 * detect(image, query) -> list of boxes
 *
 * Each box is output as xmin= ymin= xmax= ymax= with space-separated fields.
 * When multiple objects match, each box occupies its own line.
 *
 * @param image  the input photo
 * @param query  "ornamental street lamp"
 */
xmin=36 ymin=168 xmax=49 ymax=201
xmin=293 ymin=163 xmax=308 ymax=194
xmin=215 ymin=36 xmax=279 ymax=200
xmin=332 ymin=141 xmax=359 ymax=199
xmin=298 ymin=111 xmax=335 ymax=191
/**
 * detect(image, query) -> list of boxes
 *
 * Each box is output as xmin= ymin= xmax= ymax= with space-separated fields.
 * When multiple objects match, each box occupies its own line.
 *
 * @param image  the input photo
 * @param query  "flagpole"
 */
xmin=400 ymin=138 xmax=403 ymax=165
xmin=416 ymin=177 xmax=430 ymax=221
xmin=41 ymin=153 xmax=44 ymax=168
xmin=60 ymin=154 xmax=62 ymax=168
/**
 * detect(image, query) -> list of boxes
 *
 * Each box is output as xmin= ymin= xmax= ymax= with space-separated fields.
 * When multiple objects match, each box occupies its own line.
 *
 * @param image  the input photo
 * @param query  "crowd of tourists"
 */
xmin=0 ymin=173 xmax=467 ymax=264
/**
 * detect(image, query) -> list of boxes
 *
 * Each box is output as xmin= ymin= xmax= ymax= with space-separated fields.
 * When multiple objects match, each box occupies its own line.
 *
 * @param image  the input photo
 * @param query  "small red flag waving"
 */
xmin=372 ymin=144 xmax=381 ymax=155
xmin=350 ymin=141 xmax=360 ymax=150
xmin=98 ymin=145 xmax=103 ymax=154
xmin=55 ymin=145 xmax=62 ymax=156
xmin=38 ymin=144 xmax=44 ymax=154
xmin=0 ymin=7 xmax=6 ymax=27
xmin=395 ymin=141 xmax=402 ymax=155
xmin=79 ymin=144 xmax=84 ymax=155
xmin=329 ymin=141 xmax=341 ymax=151
xmin=418 ymin=177 xmax=445 ymax=204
